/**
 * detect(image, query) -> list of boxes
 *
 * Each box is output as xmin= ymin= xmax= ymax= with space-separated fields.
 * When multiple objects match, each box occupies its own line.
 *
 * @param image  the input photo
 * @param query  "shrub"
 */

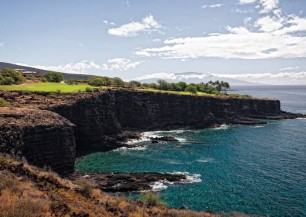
xmin=1 ymin=77 xmax=15 ymax=85
xmin=41 ymin=72 xmax=63 ymax=83
xmin=0 ymin=98 xmax=9 ymax=107
xmin=85 ymin=87 xmax=93 ymax=92
xmin=27 ymin=75 xmax=36 ymax=81
xmin=88 ymin=76 xmax=111 ymax=86
xmin=112 ymin=77 xmax=125 ymax=87
xmin=0 ymin=68 xmax=25 ymax=85
xmin=128 ymin=80 xmax=141 ymax=87
xmin=140 ymin=192 xmax=167 ymax=207
xmin=40 ymin=77 xmax=47 ymax=82
xmin=185 ymin=85 xmax=198 ymax=95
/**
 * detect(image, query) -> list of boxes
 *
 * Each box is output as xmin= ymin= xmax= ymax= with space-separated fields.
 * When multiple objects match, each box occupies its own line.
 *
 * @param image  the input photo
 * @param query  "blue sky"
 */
xmin=1 ymin=0 xmax=306 ymax=84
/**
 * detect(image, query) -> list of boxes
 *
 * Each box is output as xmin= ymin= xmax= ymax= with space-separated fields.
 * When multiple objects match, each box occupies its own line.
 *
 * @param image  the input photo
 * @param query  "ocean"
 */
xmin=76 ymin=85 xmax=306 ymax=217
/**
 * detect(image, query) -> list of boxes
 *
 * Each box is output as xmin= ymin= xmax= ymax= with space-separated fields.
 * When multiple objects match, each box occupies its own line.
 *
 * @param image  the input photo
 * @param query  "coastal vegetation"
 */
xmin=0 ymin=68 xmax=25 ymax=85
xmin=41 ymin=71 xmax=63 ymax=83
xmin=0 ymin=98 xmax=9 ymax=107
xmin=0 ymin=68 xmax=253 ymax=98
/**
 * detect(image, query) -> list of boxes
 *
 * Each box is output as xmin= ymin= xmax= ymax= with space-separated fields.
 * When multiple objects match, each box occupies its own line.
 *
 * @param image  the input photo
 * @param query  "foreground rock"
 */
xmin=72 ymin=172 xmax=186 ymax=192
xmin=150 ymin=136 xmax=179 ymax=143
xmin=0 ymin=107 xmax=75 ymax=176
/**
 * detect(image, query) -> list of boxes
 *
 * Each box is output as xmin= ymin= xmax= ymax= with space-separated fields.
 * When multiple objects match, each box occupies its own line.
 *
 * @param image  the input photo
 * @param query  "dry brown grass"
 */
xmin=0 ymin=187 xmax=50 ymax=217
xmin=0 ymin=154 xmax=250 ymax=217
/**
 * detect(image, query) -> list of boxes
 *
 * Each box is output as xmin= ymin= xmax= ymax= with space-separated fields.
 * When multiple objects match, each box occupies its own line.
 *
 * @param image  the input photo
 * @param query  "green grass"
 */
xmin=0 ymin=82 xmax=254 ymax=99
xmin=135 ymin=88 xmax=218 ymax=97
xmin=0 ymin=82 xmax=96 ymax=93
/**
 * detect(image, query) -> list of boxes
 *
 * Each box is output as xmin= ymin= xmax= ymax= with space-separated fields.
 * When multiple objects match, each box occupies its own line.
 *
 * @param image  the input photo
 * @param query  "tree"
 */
xmin=128 ymin=80 xmax=141 ymax=87
xmin=112 ymin=77 xmax=125 ymax=87
xmin=41 ymin=71 xmax=63 ymax=83
xmin=177 ymin=82 xmax=187 ymax=91
xmin=221 ymin=81 xmax=230 ymax=94
xmin=185 ymin=85 xmax=197 ymax=95
xmin=157 ymin=79 xmax=170 ymax=90
xmin=0 ymin=68 xmax=25 ymax=85
xmin=88 ymin=76 xmax=111 ymax=86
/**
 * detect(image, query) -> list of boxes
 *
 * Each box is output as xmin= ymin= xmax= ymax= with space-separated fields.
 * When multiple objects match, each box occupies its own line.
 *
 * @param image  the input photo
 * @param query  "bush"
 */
xmin=0 ymin=68 xmax=25 ymax=85
xmin=1 ymin=77 xmax=15 ymax=85
xmin=41 ymin=72 xmax=63 ymax=83
xmin=140 ymin=192 xmax=167 ymax=207
xmin=0 ymin=98 xmax=9 ymax=107
xmin=112 ymin=77 xmax=125 ymax=87
xmin=128 ymin=80 xmax=141 ymax=87
xmin=85 ymin=87 xmax=93 ymax=92
xmin=185 ymin=85 xmax=197 ymax=95
xmin=88 ymin=76 xmax=111 ymax=86
xmin=27 ymin=75 xmax=36 ymax=81
xmin=40 ymin=77 xmax=47 ymax=82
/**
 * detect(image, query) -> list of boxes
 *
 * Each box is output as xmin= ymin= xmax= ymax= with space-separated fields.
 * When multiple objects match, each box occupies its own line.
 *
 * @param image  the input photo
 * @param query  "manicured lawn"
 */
xmin=0 ymin=82 xmax=95 ymax=92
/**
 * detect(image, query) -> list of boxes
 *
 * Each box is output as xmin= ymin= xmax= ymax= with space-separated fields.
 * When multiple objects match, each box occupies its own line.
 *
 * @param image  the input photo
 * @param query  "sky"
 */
xmin=0 ymin=0 xmax=306 ymax=84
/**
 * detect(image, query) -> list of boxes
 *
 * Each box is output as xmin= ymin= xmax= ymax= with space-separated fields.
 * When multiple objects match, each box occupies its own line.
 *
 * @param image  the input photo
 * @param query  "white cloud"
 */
xmin=213 ymin=71 xmax=306 ymax=85
xmin=259 ymin=0 xmax=279 ymax=14
xmin=136 ymin=26 xmax=306 ymax=59
xmin=255 ymin=16 xmax=284 ymax=32
xmin=136 ymin=2 xmax=306 ymax=60
xmin=18 ymin=60 xmax=101 ymax=74
xmin=101 ymin=58 xmax=143 ymax=71
xmin=238 ymin=0 xmax=278 ymax=13
xmin=239 ymin=0 xmax=256 ymax=4
xmin=202 ymin=4 xmax=224 ymax=9
xmin=0 ymin=42 xmax=5 ymax=47
xmin=153 ymin=38 xmax=161 ymax=42
xmin=108 ymin=15 xmax=161 ymax=37
xmin=18 ymin=58 xmax=143 ymax=74
xmin=103 ymin=20 xmax=116 ymax=26
xmin=279 ymin=66 xmax=299 ymax=71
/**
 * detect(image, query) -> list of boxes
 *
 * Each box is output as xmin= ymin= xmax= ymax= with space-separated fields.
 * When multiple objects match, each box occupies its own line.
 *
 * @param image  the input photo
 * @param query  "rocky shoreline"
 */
xmin=72 ymin=172 xmax=187 ymax=192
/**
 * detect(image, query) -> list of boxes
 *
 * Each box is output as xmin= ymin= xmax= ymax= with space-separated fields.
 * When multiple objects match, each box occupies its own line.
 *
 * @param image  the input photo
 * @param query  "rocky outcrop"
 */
xmin=72 ymin=172 xmax=186 ymax=192
xmin=0 ymin=107 xmax=75 ymax=176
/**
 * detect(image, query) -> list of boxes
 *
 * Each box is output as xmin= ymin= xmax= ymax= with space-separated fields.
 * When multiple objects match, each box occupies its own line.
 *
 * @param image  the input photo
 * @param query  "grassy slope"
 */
xmin=0 ymin=82 xmax=94 ymax=92
xmin=0 ymin=154 xmax=225 ymax=217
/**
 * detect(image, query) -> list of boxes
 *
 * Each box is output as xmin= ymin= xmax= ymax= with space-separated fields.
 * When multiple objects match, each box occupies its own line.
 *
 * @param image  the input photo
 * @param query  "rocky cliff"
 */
xmin=0 ymin=107 xmax=76 ymax=176
xmin=0 ymin=89 xmax=302 ymax=174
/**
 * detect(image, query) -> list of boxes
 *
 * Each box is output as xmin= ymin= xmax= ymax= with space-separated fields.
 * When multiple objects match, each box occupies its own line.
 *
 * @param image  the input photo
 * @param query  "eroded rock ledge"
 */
xmin=0 ymin=89 xmax=304 ymax=177
xmin=72 ymin=172 xmax=187 ymax=192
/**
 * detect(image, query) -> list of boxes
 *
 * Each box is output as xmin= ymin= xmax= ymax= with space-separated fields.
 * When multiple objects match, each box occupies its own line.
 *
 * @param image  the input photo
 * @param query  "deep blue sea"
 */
xmin=76 ymin=85 xmax=306 ymax=217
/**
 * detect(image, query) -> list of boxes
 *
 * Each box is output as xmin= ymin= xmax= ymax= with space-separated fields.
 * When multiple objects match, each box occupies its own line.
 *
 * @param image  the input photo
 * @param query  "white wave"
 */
xmin=145 ymin=172 xmax=202 ymax=192
xmin=254 ymin=125 xmax=264 ymax=128
xmin=196 ymin=158 xmax=213 ymax=163
xmin=114 ymin=146 xmax=147 ymax=151
xmin=176 ymin=137 xmax=187 ymax=142
xmin=296 ymin=117 xmax=306 ymax=120
xmin=149 ymin=180 xmax=172 ymax=191
xmin=213 ymin=124 xmax=229 ymax=130
xmin=171 ymin=172 xmax=202 ymax=183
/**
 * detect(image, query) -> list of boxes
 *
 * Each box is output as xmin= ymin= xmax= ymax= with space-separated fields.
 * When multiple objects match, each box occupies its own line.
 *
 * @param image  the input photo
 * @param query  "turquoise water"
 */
xmin=76 ymin=86 xmax=306 ymax=217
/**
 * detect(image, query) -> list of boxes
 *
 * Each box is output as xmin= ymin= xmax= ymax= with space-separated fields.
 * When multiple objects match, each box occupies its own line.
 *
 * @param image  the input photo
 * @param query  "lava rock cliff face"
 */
xmin=0 ymin=107 xmax=75 ymax=176
xmin=0 ymin=89 xmax=299 ymax=175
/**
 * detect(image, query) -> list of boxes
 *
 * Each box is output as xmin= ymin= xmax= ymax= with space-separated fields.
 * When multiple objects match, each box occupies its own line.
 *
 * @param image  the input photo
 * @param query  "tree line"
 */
xmin=0 ymin=68 xmax=230 ymax=95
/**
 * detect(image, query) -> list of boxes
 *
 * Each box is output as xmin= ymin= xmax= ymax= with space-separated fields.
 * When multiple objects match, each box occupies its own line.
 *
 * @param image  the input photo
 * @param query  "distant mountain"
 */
xmin=0 ymin=62 xmax=93 ymax=80
xmin=136 ymin=72 xmax=261 ymax=86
